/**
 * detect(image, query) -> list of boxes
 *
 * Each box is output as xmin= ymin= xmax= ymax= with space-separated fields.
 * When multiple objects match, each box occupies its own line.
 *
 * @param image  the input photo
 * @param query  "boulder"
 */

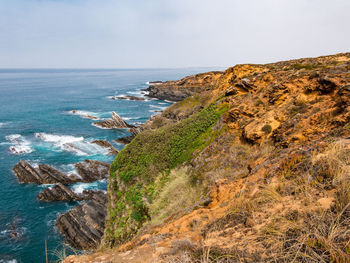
xmin=94 ymin=112 xmax=134 ymax=129
xmin=56 ymin=192 xmax=108 ymax=250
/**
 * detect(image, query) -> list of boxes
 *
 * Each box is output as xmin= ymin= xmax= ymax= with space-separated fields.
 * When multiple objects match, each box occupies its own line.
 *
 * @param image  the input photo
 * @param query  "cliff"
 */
xmin=64 ymin=53 xmax=350 ymax=262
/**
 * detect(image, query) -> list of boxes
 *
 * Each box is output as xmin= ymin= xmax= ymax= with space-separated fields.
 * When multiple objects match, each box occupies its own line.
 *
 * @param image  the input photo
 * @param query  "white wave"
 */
xmin=5 ymin=134 xmax=33 ymax=155
xmin=127 ymin=90 xmax=143 ymax=95
xmin=35 ymin=133 xmax=84 ymax=145
xmin=0 ymin=259 xmax=17 ymax=263
xmin=35 ymin=133 xmax=108 ymax=156
xmin=72 ymin=180 xmax=107 ymax=194
xmin=0 ymin=122 xmax=4 ymax=128
xmin=158 ymin=102 xmax=167 ymax=105
xmin=150 ymin=105 xmax=167 ymax=110
xmin=91 ymin=123 xmax=112 ymax=130
xmin=67 ymin=110 xmax=100 ymax=120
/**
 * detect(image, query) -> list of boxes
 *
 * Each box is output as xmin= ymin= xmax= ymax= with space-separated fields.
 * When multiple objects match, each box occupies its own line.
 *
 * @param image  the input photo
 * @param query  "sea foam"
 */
xmin=5 ymin=134 xmax=33 ymax=155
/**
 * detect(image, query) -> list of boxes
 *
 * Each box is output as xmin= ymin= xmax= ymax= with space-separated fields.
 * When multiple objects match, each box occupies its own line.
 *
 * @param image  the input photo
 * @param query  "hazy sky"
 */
xmin=0 ymin=0 xmax=349 ymax=68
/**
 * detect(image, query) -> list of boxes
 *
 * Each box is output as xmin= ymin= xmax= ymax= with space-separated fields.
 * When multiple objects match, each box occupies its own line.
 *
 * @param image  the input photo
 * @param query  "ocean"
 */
xmin=0 ymin=68 xmax=214 ymax=263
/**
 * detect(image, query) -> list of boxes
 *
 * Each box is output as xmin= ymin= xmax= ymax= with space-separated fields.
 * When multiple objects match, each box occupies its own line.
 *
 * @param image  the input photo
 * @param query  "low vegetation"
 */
xmin=104 ymin=103 xmax=228 ymax=246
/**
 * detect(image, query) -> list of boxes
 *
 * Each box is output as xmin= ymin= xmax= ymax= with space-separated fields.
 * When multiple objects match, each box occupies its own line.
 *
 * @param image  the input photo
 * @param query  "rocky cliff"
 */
xmin=64 ymin=53 xmax=350 ymax=262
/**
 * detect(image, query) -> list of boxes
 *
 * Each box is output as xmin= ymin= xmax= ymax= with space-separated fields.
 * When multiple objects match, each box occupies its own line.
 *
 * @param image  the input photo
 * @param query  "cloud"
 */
xmin=0 ymin=0 xmax=349 ymax=68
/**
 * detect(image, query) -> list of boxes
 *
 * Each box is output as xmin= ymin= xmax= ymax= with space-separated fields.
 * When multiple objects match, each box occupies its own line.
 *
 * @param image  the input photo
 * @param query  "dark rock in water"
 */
xmin=91 ymin=140 xmax=119 ymax=155
xmin=115 ymin=127 xmax=142 ymax=145
xmin=13 ymin=160 xmax=107 ymax=184
xmin=111 ymin=95 xmax=145 ymax=101
xmin=13 ymin=160 xmax=43 ymax=184
xmin=38 ymin=164 xmax=80 ymax=184
xmin=56 ymin=192 xmax=108 ymax=250
xmin=94 ymin=112 xmax=134 ymax=129
xmin=38 ymin=183 xmax=105 ymax=202
xmin=38 ymin=183 xmax=79 ymax=202
xmin=75 ymin=160 xmax=110 ymax=182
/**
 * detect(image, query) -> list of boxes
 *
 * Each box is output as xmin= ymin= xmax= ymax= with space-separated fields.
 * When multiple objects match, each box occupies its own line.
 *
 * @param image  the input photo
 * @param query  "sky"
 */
xmin=0 ymin=0 xmax=349 ymax=68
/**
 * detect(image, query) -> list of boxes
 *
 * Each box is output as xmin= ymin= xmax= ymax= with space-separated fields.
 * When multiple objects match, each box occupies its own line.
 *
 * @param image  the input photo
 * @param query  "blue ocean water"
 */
xmin=0 ymin=68 xmax=215 ymax=263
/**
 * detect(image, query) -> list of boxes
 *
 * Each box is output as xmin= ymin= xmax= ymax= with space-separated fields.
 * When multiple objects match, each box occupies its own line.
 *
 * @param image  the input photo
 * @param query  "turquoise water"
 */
xmin=0 ymin=68 xmax=214 ymax=263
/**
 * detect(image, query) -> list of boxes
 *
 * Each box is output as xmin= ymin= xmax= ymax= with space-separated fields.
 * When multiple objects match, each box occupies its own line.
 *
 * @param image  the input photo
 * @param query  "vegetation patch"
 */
xmin=104 ymin=103 xmax=228 ymax=246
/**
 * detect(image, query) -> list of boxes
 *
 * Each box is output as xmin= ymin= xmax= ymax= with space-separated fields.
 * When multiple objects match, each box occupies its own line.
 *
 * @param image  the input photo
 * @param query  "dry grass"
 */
xmin=149 ymin=167 xmax=203 ymax=226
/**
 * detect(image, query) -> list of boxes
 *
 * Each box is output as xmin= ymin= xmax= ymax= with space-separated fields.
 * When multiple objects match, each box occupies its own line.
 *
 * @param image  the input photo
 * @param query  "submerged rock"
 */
xmin=56 ymin=192 xmax=108 ymax=250
xmin=94 ymin=112 xmax=134 ymax=129
xmin=75 ymin=159 xmax=110 ymax=182
xmin=38 ymin=183 xmax=104 ymax=202
xmin=91 ymin=140 xmax=119 ymax=155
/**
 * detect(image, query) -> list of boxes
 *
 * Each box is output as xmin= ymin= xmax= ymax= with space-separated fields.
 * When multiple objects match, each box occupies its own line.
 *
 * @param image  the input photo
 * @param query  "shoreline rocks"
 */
xmin=13 ymin=160 xmax=110 ymax=184
xmin=74 ymin=160 xmax=110 ymax=182
xmin=91 ymin=140 xmax=119 ymax=155
xmin=38 ymin=183 xmax=104 ymax=202
xmin=94 ymin=112 xmax=134 ymax=129
xmin=56 ymin=191 xmax=108 ymax=250
xmin=111 ymin=95 xmax=145 ymax=101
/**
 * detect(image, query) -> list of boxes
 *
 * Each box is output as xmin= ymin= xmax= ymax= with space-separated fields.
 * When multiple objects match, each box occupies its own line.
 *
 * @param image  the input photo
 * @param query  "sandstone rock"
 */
xmin=75 ymin=160 xmax=110 ymax=182
xmin=56 ymin=192 xmax=108 ymax=250
xmin=94 ymin=112 xmax=134 ymax=129
xmin=235 ymin=78 xmax=255 ymax=92
xmin=225 ymin=87 xmax=238 ymax=96
xmin=92 ymin=140 xmax=119 ymax=155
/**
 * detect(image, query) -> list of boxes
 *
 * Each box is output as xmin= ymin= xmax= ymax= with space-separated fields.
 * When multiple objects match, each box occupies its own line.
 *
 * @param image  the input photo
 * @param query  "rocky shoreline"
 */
xmin=11 ymin=81 xmax=184 ymax=251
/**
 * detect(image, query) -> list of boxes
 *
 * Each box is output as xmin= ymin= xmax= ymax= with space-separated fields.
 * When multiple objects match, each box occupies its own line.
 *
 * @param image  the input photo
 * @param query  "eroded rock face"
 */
xmin=92 ymin=140 xmax=119 ymax=155
xmin=94 ymin=112 xmax=133 ymax=129
xmin=56 ymin=192 xmax=108 ymax=250
xmin=75 ymin=160 xmax=110 ymax=182
xmin=145 ymin=72 xmax=223 ymax=101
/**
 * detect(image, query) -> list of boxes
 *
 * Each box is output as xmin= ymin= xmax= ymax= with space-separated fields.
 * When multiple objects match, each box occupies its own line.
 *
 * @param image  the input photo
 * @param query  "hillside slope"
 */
xmin=64 ymin=53 xmax=350 ymax=262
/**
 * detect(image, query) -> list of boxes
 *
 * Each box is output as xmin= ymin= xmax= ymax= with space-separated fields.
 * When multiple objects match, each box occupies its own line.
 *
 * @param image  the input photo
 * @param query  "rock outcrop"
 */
xmin=145 ymin=72 xmax=223 ymax=101
xmin=56 ymin=192 xmax=108 ymax=250
xmin=75 ymin=159 xmax=110 ymax=182
xmin=92 ymin=140 xmax=119 ymax=155
xmin=38 ymin=183 xmax=104 ymax=202
xmin=13 ymin=160 xmax=109 ymax=184
xmin=94 ymin=112 xmax=133 ymax=129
